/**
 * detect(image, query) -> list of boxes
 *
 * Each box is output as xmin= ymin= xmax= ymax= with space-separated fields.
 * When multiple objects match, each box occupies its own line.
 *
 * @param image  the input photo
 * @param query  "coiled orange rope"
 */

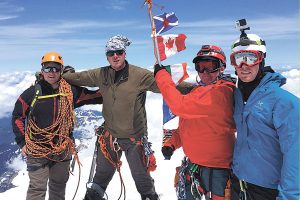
xmin=25 ymin=78 xmax=78 ymax=162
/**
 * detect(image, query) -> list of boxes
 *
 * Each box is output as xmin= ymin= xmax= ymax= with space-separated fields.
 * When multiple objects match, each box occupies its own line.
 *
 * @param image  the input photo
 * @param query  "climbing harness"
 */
xmin=190 ymin=164 xmax=218 ymax=200
xmin=98 ymin=132 xmax=125 ymax=200
xmin=97 ymin=131 xmax=157 ymax=200
xmin=239 ymin=180 xmax=248 ymax=200
xmin=176 ymin=158 xmax=231 ymax=200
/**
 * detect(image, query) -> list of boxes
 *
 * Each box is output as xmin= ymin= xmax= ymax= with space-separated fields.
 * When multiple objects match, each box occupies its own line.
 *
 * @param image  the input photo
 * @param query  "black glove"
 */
xmin=161 ymin=146 xmax=174 ymax=160
xmin=154 ymin=64 xmax=166 ymax=77
xmin=62 ymin=65 xmax=75 ymax=74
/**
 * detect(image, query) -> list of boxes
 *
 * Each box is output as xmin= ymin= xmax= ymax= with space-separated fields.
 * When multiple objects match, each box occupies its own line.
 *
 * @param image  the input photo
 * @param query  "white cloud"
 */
xmin=281 ymin=69 xmax=300 ymax=98
xmin=0 ymin=20 xmax=138 ymax=39
xmin=0 ymin=1 xmax=24 ymax=20
xmin=0 ymin=68 xmax=298 ymax=119
xmin=1 ymin=13 xmax=295 ymax=45
xmin=0 ymin=15 xmax=17 ymax=20
xmin=180 ymin=15 xmax=299 ymax=45
xmin=0 ymin=20 xmax=138 ymax=65
xmin=107 ymin=0 xmax=129 ymax=10
xmin=0 ymin=71 xmax=35 ymax=118
xmin=6 ymin=154 xmax=26 ymax=171
xmin=0 ymin=13 xmax=298 ymax=71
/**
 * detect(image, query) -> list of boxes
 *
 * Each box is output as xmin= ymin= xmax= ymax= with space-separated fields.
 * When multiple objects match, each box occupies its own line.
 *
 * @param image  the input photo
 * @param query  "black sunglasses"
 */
xmin=106 ymin=50 xmax=124 ymax=57
xmin=197 ymin=67 xmax=219 ymax=73
xmin=43 ymin=67 xmax=61 ymax=73
xmin=196 ymin=60 xmax=220 ymax=73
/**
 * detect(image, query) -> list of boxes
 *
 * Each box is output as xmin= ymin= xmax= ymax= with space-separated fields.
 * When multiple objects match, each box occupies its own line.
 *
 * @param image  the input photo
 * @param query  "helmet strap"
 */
xmin=213 ymin=68 xmax=223 ymax=84
xmin=196 ymin=75 xmax=201 ymax=85
xmin=257 ymin=59 xmax=265 ymax=77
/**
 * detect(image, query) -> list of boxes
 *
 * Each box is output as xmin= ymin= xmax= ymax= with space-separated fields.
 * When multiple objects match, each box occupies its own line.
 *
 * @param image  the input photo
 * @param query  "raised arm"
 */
xmin=155 ymin=70 xmax=234 ymax=119
xmin=138 ymin=68 xmax=160 ymax=93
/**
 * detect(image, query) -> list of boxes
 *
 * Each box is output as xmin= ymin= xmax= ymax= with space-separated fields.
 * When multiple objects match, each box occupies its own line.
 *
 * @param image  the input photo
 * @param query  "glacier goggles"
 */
xmin=106 ymin=50 xmax=124 ymax=57
xmin=230 ymin=50 xmax=263 ymax=68
xmin=196 ymin=60 xmax=220 ymax=73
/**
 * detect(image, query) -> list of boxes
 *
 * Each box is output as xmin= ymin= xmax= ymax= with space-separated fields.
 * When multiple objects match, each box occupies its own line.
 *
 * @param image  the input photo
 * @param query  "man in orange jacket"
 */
xmin=154 ymin=45 xmax=236 ymax=200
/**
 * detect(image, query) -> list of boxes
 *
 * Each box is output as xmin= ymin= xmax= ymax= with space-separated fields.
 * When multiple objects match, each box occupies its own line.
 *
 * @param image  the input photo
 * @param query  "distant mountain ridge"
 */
xmin=0 ymin=108 xmax=103 ymax=193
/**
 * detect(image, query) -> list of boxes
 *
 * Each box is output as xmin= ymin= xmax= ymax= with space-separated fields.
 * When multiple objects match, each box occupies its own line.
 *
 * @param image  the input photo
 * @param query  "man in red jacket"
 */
xmin=154 ymin=45 xmax=236 ymax=200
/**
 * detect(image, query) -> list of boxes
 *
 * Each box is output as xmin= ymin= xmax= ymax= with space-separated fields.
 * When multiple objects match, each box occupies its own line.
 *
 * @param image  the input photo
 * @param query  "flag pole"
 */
xmin=144 ymin=0 xmax=162 ymax=66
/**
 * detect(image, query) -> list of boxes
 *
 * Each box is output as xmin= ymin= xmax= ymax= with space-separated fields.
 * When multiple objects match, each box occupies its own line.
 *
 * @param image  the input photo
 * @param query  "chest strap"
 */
xmin=30 ymin=83 xmax=69 ymax=112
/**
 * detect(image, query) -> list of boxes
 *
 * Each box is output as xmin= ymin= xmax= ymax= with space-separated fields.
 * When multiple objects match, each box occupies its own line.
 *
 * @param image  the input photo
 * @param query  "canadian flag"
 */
xmin=156 ymin=34 xmax=187 ymax=61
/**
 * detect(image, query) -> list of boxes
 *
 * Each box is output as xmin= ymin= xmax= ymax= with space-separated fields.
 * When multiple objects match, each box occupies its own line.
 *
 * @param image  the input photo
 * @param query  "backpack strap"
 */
xmin=29 ymin=83 xmax=69 ymax=115
xmin=29 ymin=83 xmax=42 ymax=115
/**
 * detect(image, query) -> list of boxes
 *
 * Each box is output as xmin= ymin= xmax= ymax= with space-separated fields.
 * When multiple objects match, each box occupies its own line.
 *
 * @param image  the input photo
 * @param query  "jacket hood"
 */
xmin=258 ymin=72 xmax=286 ymax=89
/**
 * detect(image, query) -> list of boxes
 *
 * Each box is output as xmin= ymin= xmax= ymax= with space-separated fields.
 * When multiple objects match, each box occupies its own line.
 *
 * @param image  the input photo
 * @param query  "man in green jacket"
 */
xmin=63 ymin=35 xmax=160 ymax=200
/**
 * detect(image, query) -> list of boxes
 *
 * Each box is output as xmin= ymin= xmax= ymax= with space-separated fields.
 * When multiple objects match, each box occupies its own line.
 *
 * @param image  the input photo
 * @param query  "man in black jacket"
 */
xmin=12 ymin=52 xmax=103 ymax=200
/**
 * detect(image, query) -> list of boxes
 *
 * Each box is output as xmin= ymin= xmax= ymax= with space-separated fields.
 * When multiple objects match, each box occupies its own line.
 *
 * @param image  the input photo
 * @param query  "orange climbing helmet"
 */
xmin=41 ymin=52 xmax=63 ymax=66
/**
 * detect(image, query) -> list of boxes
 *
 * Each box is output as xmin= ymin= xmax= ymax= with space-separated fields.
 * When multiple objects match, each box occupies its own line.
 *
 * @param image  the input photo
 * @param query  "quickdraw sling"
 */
xmin=176 ymin=157 xmax=189 ymax=199
xmin=176 ymin=157 xmax=231 ymax=200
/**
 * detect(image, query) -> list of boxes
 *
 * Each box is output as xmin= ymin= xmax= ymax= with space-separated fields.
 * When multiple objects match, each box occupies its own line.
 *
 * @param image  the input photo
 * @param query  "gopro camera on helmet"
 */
xmin=235 ymin=19 xmax=250 ymax=32
xmin=235 ymin=18 xmax=250 ymax=40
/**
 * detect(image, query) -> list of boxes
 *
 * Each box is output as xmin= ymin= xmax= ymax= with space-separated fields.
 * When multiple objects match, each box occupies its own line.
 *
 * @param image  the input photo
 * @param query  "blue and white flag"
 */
xmin=154 ymin=12 xmax=178 ymax=35
xmin=163 ymin=99 xmax=176 ymax=124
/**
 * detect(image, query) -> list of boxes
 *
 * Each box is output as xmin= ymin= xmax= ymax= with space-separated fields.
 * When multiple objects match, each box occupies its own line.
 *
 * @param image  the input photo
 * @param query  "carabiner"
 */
xmin=112 ymin=138 xmax=121 ymax=152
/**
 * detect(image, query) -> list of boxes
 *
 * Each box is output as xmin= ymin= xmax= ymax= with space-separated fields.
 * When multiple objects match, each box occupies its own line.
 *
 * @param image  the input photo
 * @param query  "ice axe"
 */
xmin=83 ymin=124 xmax=108 ymax=200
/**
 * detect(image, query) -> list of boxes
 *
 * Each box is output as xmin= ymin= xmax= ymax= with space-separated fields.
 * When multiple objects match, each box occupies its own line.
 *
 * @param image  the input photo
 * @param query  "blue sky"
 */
xmin=0 ymin=0 xmax=298 ymax=72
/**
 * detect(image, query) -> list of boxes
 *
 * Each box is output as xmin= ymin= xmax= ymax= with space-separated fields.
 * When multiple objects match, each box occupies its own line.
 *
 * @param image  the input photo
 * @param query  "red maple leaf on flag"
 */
xmin=165 ymin=37 xmax=174 ymax=49
xmin=156 ymin=34 xmax=187 ymax=61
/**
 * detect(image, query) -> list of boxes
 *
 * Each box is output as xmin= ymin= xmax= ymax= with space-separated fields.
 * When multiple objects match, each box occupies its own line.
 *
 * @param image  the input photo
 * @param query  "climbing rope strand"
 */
xmin=98 ymin=134 xmax=125 ymax=200
xmin=25 ymin=78 xmax=77 ymax=161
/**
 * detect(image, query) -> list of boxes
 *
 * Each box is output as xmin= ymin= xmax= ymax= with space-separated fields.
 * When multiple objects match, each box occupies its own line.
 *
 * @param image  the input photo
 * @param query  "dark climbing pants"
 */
xmin=93 ymin=137 xmax=157 ymax=196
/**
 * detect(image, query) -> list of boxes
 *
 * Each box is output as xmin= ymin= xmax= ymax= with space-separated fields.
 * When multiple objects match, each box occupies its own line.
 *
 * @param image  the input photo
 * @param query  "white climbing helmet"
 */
xmin=231 ymin=34 xmax=266 ymax=57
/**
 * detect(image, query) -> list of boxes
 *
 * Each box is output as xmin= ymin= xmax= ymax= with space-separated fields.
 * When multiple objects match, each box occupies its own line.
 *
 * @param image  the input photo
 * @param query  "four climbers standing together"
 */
xmin=11 ymin=19 xmax=299 ymax=200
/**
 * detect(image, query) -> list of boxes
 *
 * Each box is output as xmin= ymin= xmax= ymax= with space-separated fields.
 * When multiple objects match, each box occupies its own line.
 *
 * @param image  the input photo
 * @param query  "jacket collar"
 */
xmin=38 ymin=80 xmax=59 ymax=94
xmin=112 ymin=60 xmax=129 ymax=84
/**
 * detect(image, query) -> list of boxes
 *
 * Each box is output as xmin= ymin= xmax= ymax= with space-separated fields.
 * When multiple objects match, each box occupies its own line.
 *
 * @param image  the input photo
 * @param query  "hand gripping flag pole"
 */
xmin=144 ymin=0 xmax=162 ymax=66
xmin=144 ymin=1 xmax=190 ymax=161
